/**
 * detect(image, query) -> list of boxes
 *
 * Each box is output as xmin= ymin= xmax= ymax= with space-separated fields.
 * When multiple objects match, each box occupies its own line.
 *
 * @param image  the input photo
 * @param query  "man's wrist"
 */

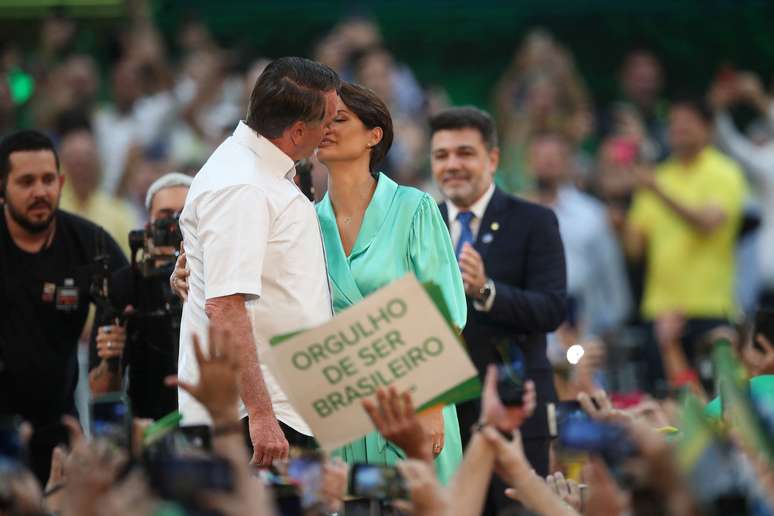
xmin=209 ymin=407 xmax=240 ymax=426
xmin=476 ymin=278 xmax=493 ymax=302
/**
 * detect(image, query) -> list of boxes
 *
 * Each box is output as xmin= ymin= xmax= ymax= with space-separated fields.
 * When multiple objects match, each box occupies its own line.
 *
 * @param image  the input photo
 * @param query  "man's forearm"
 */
xmin=651 ymin=185 xmax=726 ymax=234
xmin=448 ymin=431 xmax=496 ymax=516
xmin=206 ymin=296 xmax=274 ymax=418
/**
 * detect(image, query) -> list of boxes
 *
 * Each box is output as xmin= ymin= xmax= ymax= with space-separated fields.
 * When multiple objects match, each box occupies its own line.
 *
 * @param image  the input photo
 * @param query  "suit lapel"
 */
xmin=474 ymin=187 xmax=508 ymax=262
xmin=438 ymin=202 xmax=450 ymax=229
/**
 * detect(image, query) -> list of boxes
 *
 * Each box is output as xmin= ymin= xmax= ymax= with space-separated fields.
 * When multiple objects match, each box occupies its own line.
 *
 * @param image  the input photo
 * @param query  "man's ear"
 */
xmin=288 ymin=121 xmax=306 ymax=147
xmin=488 ymin=146 xmax=500 ymax=174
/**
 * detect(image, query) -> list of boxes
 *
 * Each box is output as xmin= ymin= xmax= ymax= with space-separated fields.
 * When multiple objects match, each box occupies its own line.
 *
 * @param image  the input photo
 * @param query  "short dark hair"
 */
xmin=0 ymin=130 xmax=60 ymax=196
xmin=670 ymin=95 xmax=713 ymax=125
xmin=339 ymin=82 xmax=393 ymax=175
xmin=429 ymin=106 xmax=498 ymax=149
xmin=246 ymin=56 xmax=340 ymax=138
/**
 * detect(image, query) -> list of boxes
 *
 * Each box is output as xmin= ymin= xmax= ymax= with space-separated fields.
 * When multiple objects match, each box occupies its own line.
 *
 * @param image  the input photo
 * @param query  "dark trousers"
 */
xmin=241 ymin=417 xmax=317 ymax=460
xmin=457 ymin=398 xmax=551 ymax=516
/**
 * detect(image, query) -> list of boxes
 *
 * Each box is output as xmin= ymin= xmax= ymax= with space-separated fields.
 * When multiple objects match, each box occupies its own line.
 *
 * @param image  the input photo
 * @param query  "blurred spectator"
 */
xmin=0 ymin=74 xmax=15 ymax=137
xmin=593 ymin=135 xmax=647 ymax=316
xmin=92 ymin=59 xmax=176 ymax=196
xmin=354 ymin=46 xmax=429 ymax=186
xmin=711 ymin=70 xmax=774 ymax=309
xmin=527 ymin=132 xmax=631 ymax=339
xmin=313 ymin=17 xmax=383 ymax=78
xmin=493 ymin=28 xmax=593 ymax=193
xmin=58 ymin=123 xmax=138 ymax=257
xmin=626 ymin=98 xmax=747 ymax=388
xmin=603 ymin=49 xmax=670 ymax=161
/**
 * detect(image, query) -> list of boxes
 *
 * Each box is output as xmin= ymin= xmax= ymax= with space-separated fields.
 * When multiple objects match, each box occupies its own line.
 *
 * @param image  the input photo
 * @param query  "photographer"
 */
xmin=88 ymin=172 xmax=192 ymax=420
xmin=0 ymin=129 xmax=127 ymax=485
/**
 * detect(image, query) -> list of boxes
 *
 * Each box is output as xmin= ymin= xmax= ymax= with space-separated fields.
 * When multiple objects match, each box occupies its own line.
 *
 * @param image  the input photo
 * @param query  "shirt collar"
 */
xmin=445 ymin=182 xmax=496 ymax=223
xmin=232 ymin=121 xmax=296 ymax=179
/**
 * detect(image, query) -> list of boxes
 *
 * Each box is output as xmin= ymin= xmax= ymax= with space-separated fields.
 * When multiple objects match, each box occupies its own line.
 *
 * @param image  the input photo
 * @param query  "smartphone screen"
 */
xmin=349 ymin=464 xmax=407 ymax=500
xmin=288 ymin=455 xmax=323 ymax=509
xmin=91 ymin=393 xmax=131 ymax=449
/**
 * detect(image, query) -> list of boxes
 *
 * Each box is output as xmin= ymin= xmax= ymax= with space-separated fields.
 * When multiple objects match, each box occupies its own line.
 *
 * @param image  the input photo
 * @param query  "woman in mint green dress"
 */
xmin=315 ymin=82 xmax=467 ymax=484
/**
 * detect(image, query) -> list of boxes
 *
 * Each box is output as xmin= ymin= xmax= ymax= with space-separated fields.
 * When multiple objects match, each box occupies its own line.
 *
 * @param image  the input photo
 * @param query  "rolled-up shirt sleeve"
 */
xmin=197 ymin=185 xmax=270 ymax=300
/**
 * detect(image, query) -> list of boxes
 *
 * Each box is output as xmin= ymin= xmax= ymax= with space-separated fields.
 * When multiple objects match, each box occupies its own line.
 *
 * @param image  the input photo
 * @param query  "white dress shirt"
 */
xmin=445 ymin=183 xmax=496 ymax=311
xmin=178 ymin=121 xmax=332 ymax=434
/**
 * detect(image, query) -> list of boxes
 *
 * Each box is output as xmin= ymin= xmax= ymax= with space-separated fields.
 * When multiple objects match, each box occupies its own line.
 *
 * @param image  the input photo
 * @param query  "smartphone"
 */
xmin=0 ymin=415 xmax=24 ymax=462
xmin=547 ymin=401 xmax=588 ymax=438
xmin=349 ymin=463 xmax=407 ymax=500
xmin=149 ymin=456 xmax=234 ymax=501
xmin=754 ymin=308 xmax=774 ymax=352
xmin=178 ymin=424 xmax=212 ymax=452
xmin=91 ymin=393 xmax=131 ymax=449
xmin=287 ymin=453 xmax=323 ymax=509
xmin=558 ymin=417 xmax=638 ymax=484
xmin=496 ymin=343 xmax=527 ymax=407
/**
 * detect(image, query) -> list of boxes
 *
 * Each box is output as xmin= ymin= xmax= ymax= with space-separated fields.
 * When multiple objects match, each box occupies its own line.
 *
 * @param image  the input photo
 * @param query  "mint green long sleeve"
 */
xmin=316 ymin=173 xmax=466 ymax=484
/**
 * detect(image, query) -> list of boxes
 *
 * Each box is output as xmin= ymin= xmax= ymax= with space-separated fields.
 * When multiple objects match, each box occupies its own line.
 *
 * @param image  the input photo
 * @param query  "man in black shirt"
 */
xmin=0 ymin=130 xmax=127 ymax=483
xmin=88 ymin=172 xmax=191 ymax=420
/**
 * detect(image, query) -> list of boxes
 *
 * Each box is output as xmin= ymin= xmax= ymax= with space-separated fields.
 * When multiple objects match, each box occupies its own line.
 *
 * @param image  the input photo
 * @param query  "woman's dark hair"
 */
xmin=246 ymin=56 xmax=340 ymax=139
xmin=339 ymin=82 xmax=394 ymax=176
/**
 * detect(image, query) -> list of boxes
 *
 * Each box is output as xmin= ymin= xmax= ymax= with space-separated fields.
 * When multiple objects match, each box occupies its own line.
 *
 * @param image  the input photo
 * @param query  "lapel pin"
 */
xmin=482 ymin=233 xmax=494 ymax=244
xmin=490 ymin=222 xmax=500 ymax=231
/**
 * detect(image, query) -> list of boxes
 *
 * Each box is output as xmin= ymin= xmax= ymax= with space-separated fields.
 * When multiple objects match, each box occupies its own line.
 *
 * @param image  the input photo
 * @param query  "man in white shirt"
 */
xmin=175 ymin=57 xmax=339 ymax=466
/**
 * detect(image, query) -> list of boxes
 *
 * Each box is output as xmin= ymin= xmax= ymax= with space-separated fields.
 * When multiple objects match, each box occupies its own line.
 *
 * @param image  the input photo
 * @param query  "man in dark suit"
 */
xmin=430 ymin=107 xmax=567 ymax=513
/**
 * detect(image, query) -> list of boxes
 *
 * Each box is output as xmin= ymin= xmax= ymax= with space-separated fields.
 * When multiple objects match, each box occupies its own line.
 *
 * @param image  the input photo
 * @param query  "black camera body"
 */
xmin=129 ymin=215 xmax=183 ymax=278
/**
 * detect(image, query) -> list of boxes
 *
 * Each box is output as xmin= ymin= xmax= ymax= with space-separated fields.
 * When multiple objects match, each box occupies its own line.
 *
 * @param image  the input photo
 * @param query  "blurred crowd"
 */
xmin=3 ymin=3 xmax=774 ymax=516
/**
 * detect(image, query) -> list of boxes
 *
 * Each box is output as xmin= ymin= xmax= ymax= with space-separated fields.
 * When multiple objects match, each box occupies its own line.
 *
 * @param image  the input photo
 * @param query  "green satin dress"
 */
xmin=316 ymin=173 xmax=467 ymax=485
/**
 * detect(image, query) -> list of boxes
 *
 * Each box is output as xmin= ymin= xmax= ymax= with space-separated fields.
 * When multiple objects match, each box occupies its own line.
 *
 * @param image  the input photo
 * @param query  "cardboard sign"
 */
xmin=267 ymin=274 xmax=480 ymax=451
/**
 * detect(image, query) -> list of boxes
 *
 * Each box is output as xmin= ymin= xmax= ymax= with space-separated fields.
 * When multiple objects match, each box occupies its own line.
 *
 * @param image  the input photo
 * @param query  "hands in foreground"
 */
xmin=481 ymin=364 xmax=536 ymax=432
xmin=362 ymin=387 xmax=435 ymax=463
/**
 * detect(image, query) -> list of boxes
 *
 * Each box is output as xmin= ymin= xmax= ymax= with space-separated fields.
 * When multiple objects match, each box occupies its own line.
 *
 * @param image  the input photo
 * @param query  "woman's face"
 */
xmin=317 ymin=97 xmax=380 ymax=168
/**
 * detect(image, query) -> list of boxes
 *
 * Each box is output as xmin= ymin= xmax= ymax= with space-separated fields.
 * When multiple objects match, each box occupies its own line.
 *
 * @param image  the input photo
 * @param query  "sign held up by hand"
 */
xmin=267 ymin=274 xmax=480 ymax=451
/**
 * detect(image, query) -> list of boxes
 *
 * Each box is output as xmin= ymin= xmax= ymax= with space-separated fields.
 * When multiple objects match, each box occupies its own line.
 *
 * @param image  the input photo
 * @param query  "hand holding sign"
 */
xmin=267 ymin=274 xmax=480 ymax=450
xmin=363 ymin=387 xmax=433 ymax=463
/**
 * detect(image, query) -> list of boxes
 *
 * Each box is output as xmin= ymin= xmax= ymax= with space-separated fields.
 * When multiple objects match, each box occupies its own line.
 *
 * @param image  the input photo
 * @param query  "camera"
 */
xmin=129 ymin=214 xmax=183 ymax=278
xmin=148 ymin=456 xmax=234 ymax=502
xmin=90 ymin=393 xmax=131 ymax=450
xmin=349 ymin=464 xmax=408 ymax=500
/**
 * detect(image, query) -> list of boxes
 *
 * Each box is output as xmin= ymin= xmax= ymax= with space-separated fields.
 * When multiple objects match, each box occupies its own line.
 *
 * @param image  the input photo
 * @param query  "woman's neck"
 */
xmin=327 ymin=158 xmax=377 ymax=217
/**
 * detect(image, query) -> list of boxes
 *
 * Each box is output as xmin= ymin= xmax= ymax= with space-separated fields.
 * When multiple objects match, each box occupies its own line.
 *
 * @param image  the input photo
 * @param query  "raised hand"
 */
xmin=164 ymin=325 xmax=240 ymax=425
xmin=481 ymin=364 xmax=536 ymax=433
xmin=363 ymin=387 xmax=434 ymax=462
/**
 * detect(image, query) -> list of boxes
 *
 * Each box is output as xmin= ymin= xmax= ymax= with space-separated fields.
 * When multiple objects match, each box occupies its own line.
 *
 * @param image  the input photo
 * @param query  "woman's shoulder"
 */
xmin=392 ymin=183 xmax=436 ymax=213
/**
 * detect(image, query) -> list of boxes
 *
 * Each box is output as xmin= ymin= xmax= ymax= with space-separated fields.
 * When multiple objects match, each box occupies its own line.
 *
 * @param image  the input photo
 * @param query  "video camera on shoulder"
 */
xmin=129 ymin=214 xmax=182 ymax=278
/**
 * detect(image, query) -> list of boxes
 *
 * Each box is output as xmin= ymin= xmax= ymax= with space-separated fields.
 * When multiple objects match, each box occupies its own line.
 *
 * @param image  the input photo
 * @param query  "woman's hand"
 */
xmin=170 ymin=243 xmax=190 ymax=301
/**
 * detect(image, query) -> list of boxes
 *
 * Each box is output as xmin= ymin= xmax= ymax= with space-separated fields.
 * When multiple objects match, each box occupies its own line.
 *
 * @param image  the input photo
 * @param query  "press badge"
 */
xmin=41 ymin=282 xmax=56 ymax=303
xmin=56 ymin=278 xmax=79 ymax=311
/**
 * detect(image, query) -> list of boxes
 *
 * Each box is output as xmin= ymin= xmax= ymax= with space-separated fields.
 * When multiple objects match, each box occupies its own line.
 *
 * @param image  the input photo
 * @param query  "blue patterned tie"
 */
xmin=455 ymin=211 xmax=475 ymax=260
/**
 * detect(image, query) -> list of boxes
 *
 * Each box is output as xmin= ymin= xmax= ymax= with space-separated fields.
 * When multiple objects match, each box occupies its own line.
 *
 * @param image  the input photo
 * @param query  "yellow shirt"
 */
xmin=629 ymin=147 xmax=746 ymax=319
xmin=60 ymin=183 xmax=136 ymax=259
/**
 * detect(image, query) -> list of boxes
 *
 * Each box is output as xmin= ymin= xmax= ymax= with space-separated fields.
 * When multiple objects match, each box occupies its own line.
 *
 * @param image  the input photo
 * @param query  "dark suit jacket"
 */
xmin=440 ymin=187 xmax=567 ymax=439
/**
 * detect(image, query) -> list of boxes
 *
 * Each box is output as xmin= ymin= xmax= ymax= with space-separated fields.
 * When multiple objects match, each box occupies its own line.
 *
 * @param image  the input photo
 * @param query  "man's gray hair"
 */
xmin=145 ymin=172 xmax=193 ymax=212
